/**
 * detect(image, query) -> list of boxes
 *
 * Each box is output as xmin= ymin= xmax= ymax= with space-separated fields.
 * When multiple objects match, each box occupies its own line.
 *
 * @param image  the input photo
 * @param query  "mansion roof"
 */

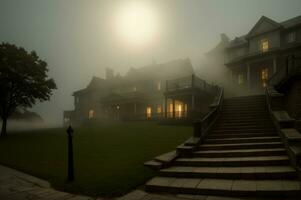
xmin=73 ymin=58 xmax=194 ymax=96
xmin=227 ymin=15 xmax=301 ymax=49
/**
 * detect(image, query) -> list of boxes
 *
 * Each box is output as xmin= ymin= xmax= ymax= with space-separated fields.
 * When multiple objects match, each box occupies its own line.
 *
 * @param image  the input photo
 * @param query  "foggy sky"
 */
xmin=0 ymin=0 xmax=300 ymax=125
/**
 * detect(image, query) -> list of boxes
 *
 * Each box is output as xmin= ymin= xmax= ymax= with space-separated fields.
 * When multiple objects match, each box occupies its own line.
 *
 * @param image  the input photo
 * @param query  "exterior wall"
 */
xmin=227 ymin=46 xmax=248 ymax=61
xmin=249 ymin=31 xmax=281 ymax=54
xmin=284 ymin=80 xmax=301 ymax=120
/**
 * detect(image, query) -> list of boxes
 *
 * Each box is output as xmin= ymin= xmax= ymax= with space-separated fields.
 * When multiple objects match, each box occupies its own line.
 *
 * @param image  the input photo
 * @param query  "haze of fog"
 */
xmin=0 ymin=0 xmax=300 ymax=127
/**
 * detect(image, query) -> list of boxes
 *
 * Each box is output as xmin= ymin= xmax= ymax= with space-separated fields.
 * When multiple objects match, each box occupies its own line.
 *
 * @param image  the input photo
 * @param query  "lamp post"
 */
xmin=66 ymin=125 xmax=74 ymax=182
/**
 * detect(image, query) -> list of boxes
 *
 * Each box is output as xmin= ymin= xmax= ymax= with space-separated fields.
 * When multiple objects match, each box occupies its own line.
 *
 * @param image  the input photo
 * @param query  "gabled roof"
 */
xmin=205 ymin=33 xmax=230 ymax=56
xmin=125 ymin=58 xmax=194 ymax=81
xmin=226 ymin=35 xmax=247 ymax=49
xmin=246 ymin=16 xmax=282 ymax=38
xmin=281 ymin=15 xmax=301 ymax=29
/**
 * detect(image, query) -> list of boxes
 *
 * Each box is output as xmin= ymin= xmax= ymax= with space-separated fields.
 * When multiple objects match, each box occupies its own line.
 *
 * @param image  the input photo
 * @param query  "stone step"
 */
xmin=193 ymin=148 xmax=286 ymax=158
xmin=205 ymin=136 xmax=280 ymax=144
xmin=212 ymin=125 xmax=275 ymax=131
xmin=222 ymin=110 xmax=268 ymax=114
xmin=215 ymin=121 xmax=273 ymax=127
xmin=145 ymin=177 xmax=301 ymax=197
xmin=198 ymin=142 xmax=283 ymax=151
xmin=211 ymin=129 xmax=275 ymax=134
xmin=217 ymin=117 xmax=271 ymax=122
xmin=159 ymin=165 xmax=297 ymax=179
xmin=174 ymin=155 xmax=290 ymax=167
xmin=222 ymin=105 xmax=266 ymax=109
xmin=207 ymin=132 xmax=277 ymax=139
xmin=219 ymin=116 xmax=271 ymax=121
xmin=213 ymin=126 xmax=275 ymax=131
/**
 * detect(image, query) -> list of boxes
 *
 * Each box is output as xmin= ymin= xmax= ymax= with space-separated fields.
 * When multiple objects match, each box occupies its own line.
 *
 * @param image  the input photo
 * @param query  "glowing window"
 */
xmin=157 ymin=81 xmax=161 ymax=90
xmin=88 ymin=110 xmax=94 ymax=119
xmin=287 ymin=32 xmax=296 ymax=43
xmin=238 ymin=74 xmax=244 ymax=85
xmin=261 ymin=68 xmax=269 ymax=88
xmin=146 ymin=106 xmax=152 ymax=119
xmin=157 ymin=104 xmax=162 ymax=114
xmin=261 ymin=39 xmax=269 ymax=52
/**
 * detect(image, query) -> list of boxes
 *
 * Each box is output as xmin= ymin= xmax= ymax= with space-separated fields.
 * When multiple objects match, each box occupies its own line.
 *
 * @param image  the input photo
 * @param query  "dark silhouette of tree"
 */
xmin=0 ymin=43 xmax=56 ymax=136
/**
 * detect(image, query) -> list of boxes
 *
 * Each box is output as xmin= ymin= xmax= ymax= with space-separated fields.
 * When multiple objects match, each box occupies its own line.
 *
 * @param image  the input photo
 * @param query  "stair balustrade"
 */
xmin=193 ymin=87 xmax=224 ymax=141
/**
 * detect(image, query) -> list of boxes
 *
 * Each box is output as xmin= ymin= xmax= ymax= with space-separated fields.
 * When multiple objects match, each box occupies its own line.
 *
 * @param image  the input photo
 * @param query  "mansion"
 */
xmin=64 ymin=59 xmax=217 ymax=125
xmin=224 ymin=15 xmax=301 ymax=95
xmin=64 ymin=15 xmax=301 ymax=125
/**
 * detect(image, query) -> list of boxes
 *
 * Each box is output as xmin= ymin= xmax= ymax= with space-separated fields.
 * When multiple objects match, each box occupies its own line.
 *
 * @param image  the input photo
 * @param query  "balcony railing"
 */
xmin=268 ymin=55 xmax=301 ymax=87
xmin=166 ymin=74 xmax=217 ymax=94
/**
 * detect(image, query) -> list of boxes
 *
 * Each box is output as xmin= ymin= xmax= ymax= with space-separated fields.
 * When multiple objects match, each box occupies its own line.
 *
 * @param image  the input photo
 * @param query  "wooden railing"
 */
xmin=268 ymin=55 xmax=301 ymax=88
xmin=166 ymin=74 xmax=217 ymax=94
xmin=193 ymin=87 xmax=224 ymax=140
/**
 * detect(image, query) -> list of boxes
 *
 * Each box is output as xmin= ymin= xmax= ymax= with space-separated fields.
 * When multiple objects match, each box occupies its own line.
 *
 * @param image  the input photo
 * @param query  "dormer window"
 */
xmin=287 ymin=32 xmax=296 ymax=43
xmin=260 ymin=39 xmax=269 ymax=52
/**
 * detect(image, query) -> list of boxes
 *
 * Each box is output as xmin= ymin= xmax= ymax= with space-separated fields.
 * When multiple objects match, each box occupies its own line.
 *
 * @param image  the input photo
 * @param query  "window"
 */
xmin=261 ymin=68 xmax=269 ymax=88
xmin=157 ymin=81 xmax=161 ymax=91
xmin=88 ymin=110 xmax=94 ymax=119
xmin=287 ymin=32 xmax=296 ymax=43
xmin=157 ymin=104 xmax=162 ymax=114
xmin=146 ymin=106 xmax=152 ymax=119
xmin=238 ymin=74 xmax=244 ymax=85
xmin=260 ymin=39 xmax=269 ymax=52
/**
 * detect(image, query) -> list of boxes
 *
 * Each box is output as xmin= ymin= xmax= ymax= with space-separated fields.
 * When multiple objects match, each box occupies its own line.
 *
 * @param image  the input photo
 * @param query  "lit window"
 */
xmin=238 ymin=74 xmax=244 ymax=85
xmin=88 ymin=110 xmax=94 ymax=119
xmin=261 ymin=68 xmax=269 ymax=88
xmin=157 ymin=104 xmax=162 ymax=114
xmin=261 ymin=39 xmax=269 ymax=52
xmin=146 ymin=106 xmax=152 ymax=119
xmin=287 ymin=32 xmax=296 ymax=43
xmin=157 ymin=81 xmax=161 ymax=90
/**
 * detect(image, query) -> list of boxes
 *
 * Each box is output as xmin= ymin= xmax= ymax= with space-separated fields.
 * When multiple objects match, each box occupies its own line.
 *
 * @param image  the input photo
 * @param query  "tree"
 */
xmin=0 ymin=43 xmax=56 ymax=136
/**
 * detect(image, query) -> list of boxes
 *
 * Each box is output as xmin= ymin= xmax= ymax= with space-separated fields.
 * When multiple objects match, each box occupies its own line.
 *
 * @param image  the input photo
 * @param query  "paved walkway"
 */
xmin=0 ymin=164 xmax=296 ymax=200
xmin=0 ymin=164 xmax=95 ymax=200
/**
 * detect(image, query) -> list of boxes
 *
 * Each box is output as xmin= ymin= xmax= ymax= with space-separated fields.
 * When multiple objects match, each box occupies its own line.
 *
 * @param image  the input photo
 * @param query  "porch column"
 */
xmin=247 ymin=63 xmax=251 ymax=90
xmin=172 ymin=98 xmax=175 ymax=119
xmin=165 ymin=97 xmax=168 ymax=118
xmin=191 ymin=95 xmax=195 ymax=110
xmin=273 ymin=57 xmax=277 ymax=74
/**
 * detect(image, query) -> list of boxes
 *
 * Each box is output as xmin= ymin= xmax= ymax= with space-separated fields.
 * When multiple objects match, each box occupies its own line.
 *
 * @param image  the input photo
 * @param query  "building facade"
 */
xmin=224 ymin=15 xmax=301 ymax=95
xmin=63 ymin=59 xmax=217 ymax=125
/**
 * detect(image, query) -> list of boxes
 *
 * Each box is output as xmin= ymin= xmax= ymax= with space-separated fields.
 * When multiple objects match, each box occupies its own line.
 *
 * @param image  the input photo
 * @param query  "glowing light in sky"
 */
xmin=113 ymin=1 xmax=159 ymax=47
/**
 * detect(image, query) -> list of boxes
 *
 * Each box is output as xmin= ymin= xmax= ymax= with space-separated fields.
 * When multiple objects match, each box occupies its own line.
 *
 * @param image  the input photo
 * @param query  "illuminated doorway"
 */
xmin=261 ymin=68 xmax=269 ymax=87
xmin=88 ymin=109 xmax=94 ymax=119
xmin=146 ymin=106 xmax=152 ymax=119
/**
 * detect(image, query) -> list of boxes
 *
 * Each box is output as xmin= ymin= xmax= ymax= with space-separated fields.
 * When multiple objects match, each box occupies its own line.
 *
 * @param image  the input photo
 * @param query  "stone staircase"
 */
xmin=146 ymin=95 xmax=301 ymax=197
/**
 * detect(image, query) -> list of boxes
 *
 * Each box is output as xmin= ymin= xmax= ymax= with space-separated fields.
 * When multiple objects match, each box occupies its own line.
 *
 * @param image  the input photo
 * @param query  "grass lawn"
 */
xmin=0 ymin=121 xmax=192 ymax=197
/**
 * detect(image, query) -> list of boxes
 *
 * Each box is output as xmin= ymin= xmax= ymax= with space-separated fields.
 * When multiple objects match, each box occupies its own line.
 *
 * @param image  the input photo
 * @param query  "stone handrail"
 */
xmin=193 ymin=87 xmax=224 ymax=140
xmin=268 ymin=55 xmax=301 ymax=88
xmin=265 ymin=86 xmax=301 ymax=173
